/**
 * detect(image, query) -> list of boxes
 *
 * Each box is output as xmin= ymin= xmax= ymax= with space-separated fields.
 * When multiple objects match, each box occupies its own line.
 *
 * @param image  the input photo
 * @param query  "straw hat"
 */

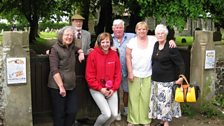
xmin=71 ymin=14 xmax=85 ymax=20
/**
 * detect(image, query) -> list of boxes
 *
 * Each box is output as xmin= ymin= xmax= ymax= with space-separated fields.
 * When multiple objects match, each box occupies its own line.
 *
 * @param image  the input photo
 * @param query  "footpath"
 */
xmin=34 ymin=113 xmax=224 ymax=126
xmin=111 ymin=114 xmax=224 ymax=126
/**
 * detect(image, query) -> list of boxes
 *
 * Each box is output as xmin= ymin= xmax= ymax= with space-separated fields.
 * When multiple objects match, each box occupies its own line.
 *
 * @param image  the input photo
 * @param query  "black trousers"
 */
xmin=49 ymin=88 xmax=78 ymax=126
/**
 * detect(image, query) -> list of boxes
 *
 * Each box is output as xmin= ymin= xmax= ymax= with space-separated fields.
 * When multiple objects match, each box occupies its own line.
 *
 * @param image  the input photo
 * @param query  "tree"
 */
xmin=0 ymin=0 xmax=60 ymax=43
xmin=95 ymin=0 xmax=113 ymax=35
xmin=137 ymin=0 xmax=207 ymax=30
xmin=93 ymin=0 xmax=143 ymax=35
xmin=137 ymin=0 xmax=224 ymax=30
xmin=203 ymin=0 xmax=224 ymax=28
xmin=125 ymin=0 xmax=144 ymax=32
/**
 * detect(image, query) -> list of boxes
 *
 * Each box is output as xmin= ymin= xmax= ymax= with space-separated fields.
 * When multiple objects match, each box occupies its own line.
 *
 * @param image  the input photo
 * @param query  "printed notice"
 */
xmin=205 ymin=50 xmax=215 ymax=69
xmin=7 ymin=57 xmax=26 ymax=84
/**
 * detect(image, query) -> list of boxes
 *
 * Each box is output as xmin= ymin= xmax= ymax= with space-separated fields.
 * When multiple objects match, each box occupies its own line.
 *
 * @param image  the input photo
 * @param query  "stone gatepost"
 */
xmin=190 ymin=31 xmax=216 ymax=105
xmin=1 ymin=31 xmax=32 ymax=126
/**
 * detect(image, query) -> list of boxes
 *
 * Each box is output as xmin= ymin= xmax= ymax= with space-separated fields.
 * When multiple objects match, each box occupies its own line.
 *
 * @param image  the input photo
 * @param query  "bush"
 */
xmin=200 ymin=103 xmax=222 ymax=118
xmin=0 ymin=23 xmax=11 ymax=31
xmin=213 ymin=94 xmax=224 ymax=110
xmin=181 ymin=100 xmax=224 ymax=118
xmin=181 ymin=103 xmax=197 ymax=117
xmin=0 ymin=23 xmax=29 ymax=31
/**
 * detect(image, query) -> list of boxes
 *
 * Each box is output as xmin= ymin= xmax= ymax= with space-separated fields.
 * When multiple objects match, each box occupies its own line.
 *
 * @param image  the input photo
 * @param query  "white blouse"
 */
xmin=127 ymin=35 xmax=157 ymax=78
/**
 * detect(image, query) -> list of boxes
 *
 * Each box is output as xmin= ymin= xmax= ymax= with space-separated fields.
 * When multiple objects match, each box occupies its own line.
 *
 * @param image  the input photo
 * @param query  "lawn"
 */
xmin=39 ymin=32 xmax=57 ymax=39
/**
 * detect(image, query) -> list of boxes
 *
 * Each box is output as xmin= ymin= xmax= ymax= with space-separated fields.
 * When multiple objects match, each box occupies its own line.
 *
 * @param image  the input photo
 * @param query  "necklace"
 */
xmin=156 ymin=50 xmax=160 ymax=56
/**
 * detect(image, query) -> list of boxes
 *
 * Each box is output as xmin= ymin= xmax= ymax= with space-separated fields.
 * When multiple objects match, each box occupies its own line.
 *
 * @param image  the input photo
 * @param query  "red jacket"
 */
xmin=85 ymin=47 xmax=121 ymax=92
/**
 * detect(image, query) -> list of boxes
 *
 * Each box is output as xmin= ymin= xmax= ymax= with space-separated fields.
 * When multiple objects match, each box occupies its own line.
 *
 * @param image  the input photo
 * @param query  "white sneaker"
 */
xmin=116 ymin=113 xmax=121 ymax=121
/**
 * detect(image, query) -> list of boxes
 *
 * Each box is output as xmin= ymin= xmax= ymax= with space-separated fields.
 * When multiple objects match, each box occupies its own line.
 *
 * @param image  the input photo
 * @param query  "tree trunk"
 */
xmin=105 ymin=0 xmax=112 ymax=34
xmin=82 ymin=0 xmax=90 ymax=31
xmin=29 ymin=14 xmax=39 ymax=44
xmin=126 ymin=1 xmax=143 ymax=33
xmin=96 ymin=0 xmax=112 ymax=35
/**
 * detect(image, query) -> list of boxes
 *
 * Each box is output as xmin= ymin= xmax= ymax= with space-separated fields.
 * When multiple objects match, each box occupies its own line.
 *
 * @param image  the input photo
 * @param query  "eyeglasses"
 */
xmin=156 ymin=32 xmax=166 ymax=36
xmin=64 ymin=34 xmax=73 ymax=37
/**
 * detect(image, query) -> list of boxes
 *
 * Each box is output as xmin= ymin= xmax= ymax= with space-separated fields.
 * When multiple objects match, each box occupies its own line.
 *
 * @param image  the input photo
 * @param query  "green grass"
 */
xmin=30 ymin=32 xmax=57 ymax=54
xmin=39 ymin=31 xmax=57 ymax=39
xmin=176 ymin=36 xmax=193 ymax=46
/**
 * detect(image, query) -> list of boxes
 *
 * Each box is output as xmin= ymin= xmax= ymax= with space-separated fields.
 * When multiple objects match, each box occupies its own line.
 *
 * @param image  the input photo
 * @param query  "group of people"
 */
xmin=47 ymin=14 xmax=185 ymax=126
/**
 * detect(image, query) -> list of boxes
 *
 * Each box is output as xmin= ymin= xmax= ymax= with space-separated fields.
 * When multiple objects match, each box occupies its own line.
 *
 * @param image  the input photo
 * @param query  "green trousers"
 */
xmin=127 ymin=76 xmax=152 ymax=125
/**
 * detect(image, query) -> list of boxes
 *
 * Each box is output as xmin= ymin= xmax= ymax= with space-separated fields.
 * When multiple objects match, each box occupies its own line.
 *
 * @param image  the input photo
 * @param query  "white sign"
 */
xmin=205 ymin=50 xmax=215 ymax=69
xmin=7 ymin=57 xmax=26 ymax=84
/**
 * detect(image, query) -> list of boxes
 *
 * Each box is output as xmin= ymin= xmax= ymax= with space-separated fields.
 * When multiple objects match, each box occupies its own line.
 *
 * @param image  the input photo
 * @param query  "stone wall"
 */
xmin=190 ymin=31 xmax=216 ymax=104
xmin=216 ymin=59 xmax=224 ymax=94
xmin=0 ymin=31 xmax=32 ymax=126
xmin=0 ymin=45 xmax=4 ymax=125
xmin=191 ymin=31 xmax=224 ymax=106
xmin=214 ymin=42 xmax=224 ymax=95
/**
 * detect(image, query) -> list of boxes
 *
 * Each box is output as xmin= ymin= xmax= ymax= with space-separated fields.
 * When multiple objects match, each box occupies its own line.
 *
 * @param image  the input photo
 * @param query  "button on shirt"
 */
xmin=112 ymin=33 xmax=136 ymax=77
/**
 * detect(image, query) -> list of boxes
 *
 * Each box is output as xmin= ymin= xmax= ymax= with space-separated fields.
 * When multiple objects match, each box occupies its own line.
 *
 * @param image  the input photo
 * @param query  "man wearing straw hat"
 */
xmin=71 ymin=14 xmax=92 ymax=55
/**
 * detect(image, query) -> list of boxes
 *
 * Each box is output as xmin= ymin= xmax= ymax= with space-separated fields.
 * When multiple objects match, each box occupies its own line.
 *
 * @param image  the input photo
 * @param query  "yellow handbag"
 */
xmin=173 ymin=75 xmax=200 ymax=102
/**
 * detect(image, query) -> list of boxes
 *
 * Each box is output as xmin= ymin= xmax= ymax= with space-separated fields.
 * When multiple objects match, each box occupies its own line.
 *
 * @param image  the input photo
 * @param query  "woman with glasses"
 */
xmin=48 ymin=26 xmax=85 ymax=126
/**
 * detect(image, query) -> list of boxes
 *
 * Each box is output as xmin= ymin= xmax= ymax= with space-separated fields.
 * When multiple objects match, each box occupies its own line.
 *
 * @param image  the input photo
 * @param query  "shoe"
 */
xmin=115 ymin=113 xmax=121 ymax=121
xmin=122 ymin=107 xmax=128 ymax=116
xmin=155 ymin=123 xmax=164 ymax=126
xmin=127 ymin=123 xmax=134 ymax=126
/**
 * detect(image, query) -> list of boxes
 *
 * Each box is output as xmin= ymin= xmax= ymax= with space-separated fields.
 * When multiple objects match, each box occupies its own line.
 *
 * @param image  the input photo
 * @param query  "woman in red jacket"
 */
xmin=86 ymin=32 xmax=121 ymax=126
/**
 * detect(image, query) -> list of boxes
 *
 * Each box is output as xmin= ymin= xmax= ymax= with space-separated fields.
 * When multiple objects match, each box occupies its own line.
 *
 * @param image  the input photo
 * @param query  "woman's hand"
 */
xmin=106 ymin=89 xmax=114 ymax=98
xmin=128 ymin=72 xmax=134 ymax=81
xmin=59 ymin=86 xmax=66 ymax=97
xmin=175 ymin=77 xmax=183 ymax=85
xmin=100 ymin=88 xmax=110 ymax=96
xmin=53 ymin=73 xmax=66 ymax=97
xmin=78 ymin=49 xmax=85 ymax=62
xmin=78 ymin=53 xmax=85 ymax=62
xmin=168 ymin=39 xmax=176 ymax=48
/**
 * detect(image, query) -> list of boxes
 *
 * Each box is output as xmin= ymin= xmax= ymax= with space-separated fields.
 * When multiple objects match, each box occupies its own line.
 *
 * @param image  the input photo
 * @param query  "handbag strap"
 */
xmin=179 ymin=74 xmax=189 ymax=84
xmin=179 ymin=74 xmax=190 ymax=90
xmin=179 ymin=75 xmax=190 ymax=102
